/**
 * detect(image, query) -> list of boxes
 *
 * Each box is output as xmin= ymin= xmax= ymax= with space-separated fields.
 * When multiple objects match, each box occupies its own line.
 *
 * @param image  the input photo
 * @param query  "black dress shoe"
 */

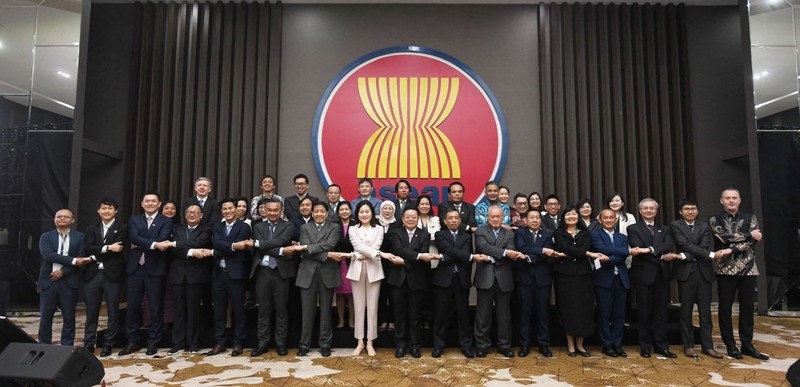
xmin=701 ymin=348 xmax=723 ymax=359
xmin=168 ymin=345 xmax=185 ymax=354
xmin=206 ymin=344 xmax=226 ymax=356
xmin=603 ymin=347 xmax=618 ymax=357
xmin=654 ymin=349 xmax=678 ymax=358
xmin=539 ymin=346 xmax=553 ymax=358
xmin=475 ymin=349 xmax=487 ymax=358
xmin=640 ymin=350 xmax=651 ymax=358
xmin=118 ymin=344 xmax=141 ymax=356
xmin=741 ymin=347 xmax=769 ymax=360
xmin=567 ymin=351 xmax=578 ymax=357
xmin=188 ymin=346 xmax=199 ymax=353
xmin=462 ymin=349 xmax=475 ymax=358
xmin=728 ymin=349 xmax=743 ymax=359
xmin=410 ymin=348 xmax=421 ymax=358
xmin=577 ymin=349 xmax=591 ymax=357
xmin=146 ymin=345 xmax=158 ymax=356
xmin=84 ymin=344 xmax=95 ymax=353
xmin=499 ymin=348 xmax=515 ymax=358
xmin=615 ymin=346 xmax=627 ymax=358
xmin=320 ymin=347 xmax=332 ymax=357
xmin=394 ymin=348 xmax=406 ymax=358
xmin=297 ymin=347 xmax=310 ymax=356
xmin=277 ymin=346 xmax=288 ymax=356
xmin=432 ymin=348 xmax=443 ymax=358
xmin=251 ymin=345 xmax=269 ymax=357
xmin=518 ymin=347 xmax=530 ymax=357
xmin=231 ymin=344 xmax=243 ymax=356
xmin=100 ymin=346 xmax=113 ymax=357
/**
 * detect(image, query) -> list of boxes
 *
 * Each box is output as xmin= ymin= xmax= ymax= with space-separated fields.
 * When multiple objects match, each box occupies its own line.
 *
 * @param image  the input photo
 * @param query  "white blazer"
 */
xmin=347 ymin=224 xmax=386 ymax=283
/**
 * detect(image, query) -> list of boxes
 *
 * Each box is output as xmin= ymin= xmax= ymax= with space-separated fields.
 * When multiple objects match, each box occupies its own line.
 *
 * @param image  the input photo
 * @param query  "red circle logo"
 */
xmin=312 ymin=46 xmax=508 ymax=205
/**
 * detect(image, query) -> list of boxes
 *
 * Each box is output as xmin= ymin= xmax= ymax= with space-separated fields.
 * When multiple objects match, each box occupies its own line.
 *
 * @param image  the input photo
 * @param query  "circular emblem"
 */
xmin=312 ymin=46 xmax=507 ymax=205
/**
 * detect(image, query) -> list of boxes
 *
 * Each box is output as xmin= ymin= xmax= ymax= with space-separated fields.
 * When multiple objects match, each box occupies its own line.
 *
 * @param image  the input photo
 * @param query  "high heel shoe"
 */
xmin=353 ymin=342 xmax=365 ymax=356
xmin=366 ymin=340 xmax=376 ymax=357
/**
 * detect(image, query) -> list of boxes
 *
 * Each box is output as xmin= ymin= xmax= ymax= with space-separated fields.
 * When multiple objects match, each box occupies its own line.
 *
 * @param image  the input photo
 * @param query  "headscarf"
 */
xmin=378 ymin=200 xmax=396 ymax=230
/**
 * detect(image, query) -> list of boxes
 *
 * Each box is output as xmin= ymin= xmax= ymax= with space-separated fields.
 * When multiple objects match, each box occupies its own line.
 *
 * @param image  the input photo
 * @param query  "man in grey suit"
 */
xmin=473 ymin=205 xmax=525 ymax=358
xmin=295 ymin=202 xmax=341 ymax=357
xmin=249 ymin=198 xmax=299 ymax=357
xmin=669 ymin=198 xmax=723 ymax=359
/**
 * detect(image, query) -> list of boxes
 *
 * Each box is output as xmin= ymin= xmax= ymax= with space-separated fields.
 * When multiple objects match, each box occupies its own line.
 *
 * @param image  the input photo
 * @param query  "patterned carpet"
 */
xmin=6 ymin=305 xmax=799 ymax=386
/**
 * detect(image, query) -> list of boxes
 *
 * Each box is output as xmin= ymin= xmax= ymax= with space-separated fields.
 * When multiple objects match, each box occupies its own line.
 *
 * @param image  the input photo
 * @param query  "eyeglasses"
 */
xmin=294 ymin=182 xmax=308 ymax=186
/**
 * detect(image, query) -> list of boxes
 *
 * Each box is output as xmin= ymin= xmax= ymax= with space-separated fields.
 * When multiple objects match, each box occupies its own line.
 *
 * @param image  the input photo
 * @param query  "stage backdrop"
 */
xmin=79 ymin=1 xmax=750 ymax=229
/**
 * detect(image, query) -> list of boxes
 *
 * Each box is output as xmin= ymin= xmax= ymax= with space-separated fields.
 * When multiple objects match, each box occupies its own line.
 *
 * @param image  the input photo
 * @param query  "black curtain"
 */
xmin=537 ymin=3 xmax=694 ymax=220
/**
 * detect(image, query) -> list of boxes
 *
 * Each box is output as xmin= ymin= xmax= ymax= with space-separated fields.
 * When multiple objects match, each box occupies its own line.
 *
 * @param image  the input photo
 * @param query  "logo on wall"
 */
xmin=312 ymin=46 xmax=507 ymax=204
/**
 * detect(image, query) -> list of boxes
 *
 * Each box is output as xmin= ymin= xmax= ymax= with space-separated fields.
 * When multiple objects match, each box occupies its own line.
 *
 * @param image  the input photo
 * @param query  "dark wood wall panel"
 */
xmin=538 ymin=3 xmax=694 ymax=220
xmin=129 ymin=1 xmax=271 ymax=207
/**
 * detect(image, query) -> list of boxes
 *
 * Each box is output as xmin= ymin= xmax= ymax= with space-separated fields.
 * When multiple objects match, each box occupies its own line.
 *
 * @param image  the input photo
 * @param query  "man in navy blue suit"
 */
xmin=119 ymin=192 xmax=174 ymax=356
xmin=38 ymin=209 xmax=91 ymax=346
xmin=591 ymin=209 xmax=648 ymax=357
xmin=514 ymin=210 xmax=564 ymax=357
xmin=206 ymin=198 xmax=252 ymax=357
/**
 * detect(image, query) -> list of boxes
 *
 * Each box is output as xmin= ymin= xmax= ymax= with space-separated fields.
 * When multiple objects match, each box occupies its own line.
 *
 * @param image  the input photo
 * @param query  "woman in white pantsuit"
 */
xmin=347 ymin=201 xmax=397 ymax=356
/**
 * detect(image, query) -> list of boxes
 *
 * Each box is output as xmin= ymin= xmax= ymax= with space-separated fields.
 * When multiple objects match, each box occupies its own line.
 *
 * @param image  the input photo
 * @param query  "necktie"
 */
xmin=408 ymin=231 xmax=414 ymax=243
xmin=54 ymin=233 xmax=68 ymax=273
xmin=648 ymin=224 xmax=654 ymax=235
xmin=266 ymin=223 xmax=278 ymax=268
xmin=188 ymin=227 xmax=194 ymax=236
xmin=226 ymin=224 xmax=232 ymax=236
xmin=198 ymin=199 xmax=205 ymax=207
xmin=455 ymin=204 xmax=461 ymax=213
xmin=552 ymin=216 xmax=558 ymax=228
xmin=140 ymin=216 xmax=153 ymax=265
xmin=493 ymin=229 xmax=500 ymax=239
xmin=608 ymin=231 xmax=614 ymax=243
xmin=532 ymin=231 xmax=538 ymax=244
xmin=399 ymin=201 xmax=405 ymax=211
xmin=452 ymin=231 xmax=458 ymax=239
xmin=688 ymin=224 xmax=694 ymax=234
xmin=317 ymin=224 xmax=323 ymax=232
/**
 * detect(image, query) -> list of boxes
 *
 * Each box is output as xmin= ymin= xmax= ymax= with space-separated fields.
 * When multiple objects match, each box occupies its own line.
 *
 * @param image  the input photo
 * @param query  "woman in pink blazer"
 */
xmin=347 ymin=201 xmax=398 ymax=356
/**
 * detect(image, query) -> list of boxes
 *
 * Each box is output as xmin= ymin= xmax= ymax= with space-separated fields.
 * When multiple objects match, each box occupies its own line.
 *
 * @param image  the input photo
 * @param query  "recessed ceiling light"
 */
xmin=72 ymin=42 xmax=79 ymax=46
xmin=753 ymin=71 xmax=769 ymax=80
xmin=56 ymin=70 xmax=71 ymax=78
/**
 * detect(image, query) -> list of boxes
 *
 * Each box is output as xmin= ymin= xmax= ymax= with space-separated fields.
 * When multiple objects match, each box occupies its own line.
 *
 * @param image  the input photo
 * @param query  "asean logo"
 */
xmin=312 ymin=46 xmax=508 ymax=205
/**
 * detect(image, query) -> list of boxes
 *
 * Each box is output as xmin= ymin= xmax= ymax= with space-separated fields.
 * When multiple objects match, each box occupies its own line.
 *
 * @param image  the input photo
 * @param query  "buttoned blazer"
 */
xmin=669 ymin=220 xmax=715 ymax=283
xmin=473 ymin=226 xmax=515 ymax=292
xmin=347 ymin=224 xmax=385 ymax=283
xmin=513 ymin=228 xmax=554 ymax=287
xmin=392 ymin=199 xmax=416 ymax=221
xmin=251 ymin=219 xmax=297 ymax=279
xmin=211 ymin=220 xmax=252 ymax=280
xmin=83 ymin=220 xmax=127 ymax=283
xmin=541 ymin=215 xmax=561 ymax=232
xmin=168 ymin=223 xmax=212 ymax=285
xmin=283 ymin=194 xmax=319 ymax=221
xmin=38 ymin=230 xmax=85 ymax=290
xmin=387 ymin=226 xmax=431 ymax=290
xmin=432 ymin=228 xmax=473 ymax=288
xmin=181 ymin=196 xmax=220 ymax=226
xmin=437 ymin=201 xmax=477 ymax=231
xmin=127 ymin=213 xmax=174 ymax=276
xmin=296 ymin=222 xmax=342 ymax=289
xmin=551 ymin=228 xmax=593 ymax=275
xmin=590 ymin=229 xmax=631 ymax=289
xmin=627 ymin=222 xmax=672 ymax=285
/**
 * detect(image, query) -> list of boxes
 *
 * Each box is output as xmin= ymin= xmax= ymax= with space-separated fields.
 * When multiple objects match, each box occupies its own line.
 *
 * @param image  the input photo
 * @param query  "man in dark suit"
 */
xmin=514 ymin=210 xmax=560 ymax=357
xmin=206 ymin=198 xmax=252 ymax=357
xmin=163 ymin=204 xmax=212 ymax=354
xmin=249 ymin=198 xmax=299 ymax=357
xmin=38 ymin=209 xmax=90 ymax=346
xmin=627 ymin=198 xmax=680 ymax=358
xmin=295 ymin=202 xmax=341 ymax=357
xmin=709 ymin=188 xmax=768 ymax=360
xmin=391 ymin=179 xmax=416 ymax=221
xmin=592 ymin=209 xmax=646 ymax=358
xmin=670 ymin=199 xmax=723 ymax=359
xmin=283 ymin=173 xmax=319 ymax=221
xmin=473 ymin=205 xmax=525 ymax=358
xmin=388 ymin=207 xmax=435 ymax=358
xmin=119 ymin=192 xmax=174 ymax=356
xmin=180 ymin=177 xmax=220 ymax=225
xmin=541 ymin=194 xmax=562 ymax=231
xmin=437 ymin=181 xmax=476 ymax=232
xmin=431 ymin=209 xmax=479 ymax=358
xmin=82 ymin=198 xmax=128 ymax=356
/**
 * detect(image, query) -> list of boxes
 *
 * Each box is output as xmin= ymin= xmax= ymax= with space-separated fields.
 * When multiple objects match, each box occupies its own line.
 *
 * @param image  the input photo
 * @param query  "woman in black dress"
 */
xmin=552 ymin=205 xmax=608 ymax=357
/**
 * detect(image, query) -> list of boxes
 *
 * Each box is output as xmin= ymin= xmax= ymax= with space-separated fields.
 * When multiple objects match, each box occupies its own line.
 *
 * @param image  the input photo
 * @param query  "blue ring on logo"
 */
xmin=311 ymin=45 xmax=508 ymax=202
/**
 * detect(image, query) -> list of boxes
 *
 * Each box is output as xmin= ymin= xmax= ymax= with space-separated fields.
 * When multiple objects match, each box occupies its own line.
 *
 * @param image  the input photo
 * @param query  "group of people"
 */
xmin=37 ymin=174 xmax=768 ymax=361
